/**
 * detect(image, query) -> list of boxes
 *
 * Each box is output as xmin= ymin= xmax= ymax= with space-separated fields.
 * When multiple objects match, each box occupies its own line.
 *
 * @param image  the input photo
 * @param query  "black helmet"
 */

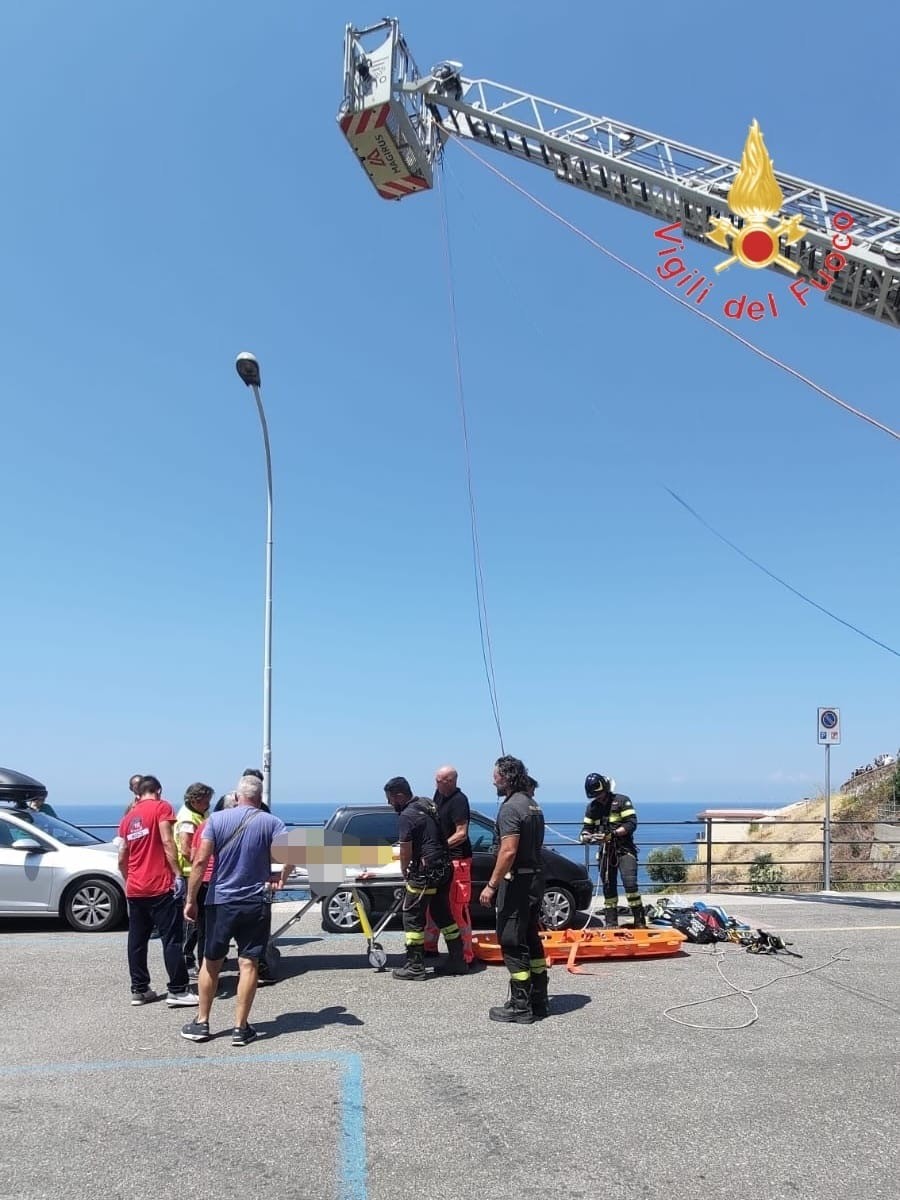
xmin=584 ymin=773 xmax=614 ymax=797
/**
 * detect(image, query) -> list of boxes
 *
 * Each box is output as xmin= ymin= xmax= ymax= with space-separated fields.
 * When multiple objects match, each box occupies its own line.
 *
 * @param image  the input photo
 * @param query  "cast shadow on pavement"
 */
xmin=547 ymin=993 xmax=591 ymax=1016
xmin=190 ymin=1005 xmax=364 ymax=1043
xmin=781 ymin=892 xmax=900 ymax=910
xmin=255 ymin=1005 xmax=365 ymax=1036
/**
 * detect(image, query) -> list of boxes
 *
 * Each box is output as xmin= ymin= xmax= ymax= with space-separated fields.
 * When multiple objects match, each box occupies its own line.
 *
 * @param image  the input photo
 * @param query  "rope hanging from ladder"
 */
xmin=438 ymin=145 xmax=900 ymax=663
xmin=436 ymin=163 xmax=506 ymax=753
xmin=450 ymin=137 xmax=900 ymax=445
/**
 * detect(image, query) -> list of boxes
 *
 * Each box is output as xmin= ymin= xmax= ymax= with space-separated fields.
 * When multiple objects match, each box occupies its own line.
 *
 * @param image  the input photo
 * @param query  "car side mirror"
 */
xmin=11 ymin=838 xmax=45 ymax=852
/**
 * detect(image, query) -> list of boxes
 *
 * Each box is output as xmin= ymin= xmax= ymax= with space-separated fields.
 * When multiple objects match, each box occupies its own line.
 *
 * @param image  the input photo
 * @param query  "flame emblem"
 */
xmin=707 ymin=120 xmax=806 ymax=274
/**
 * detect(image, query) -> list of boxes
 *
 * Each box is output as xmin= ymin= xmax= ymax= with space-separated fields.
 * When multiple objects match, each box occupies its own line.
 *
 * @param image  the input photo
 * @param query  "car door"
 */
xmin=468 ymin=813 xmax=498 ymax=920
xmin=0 ymin=816 xmax=58 ymax=912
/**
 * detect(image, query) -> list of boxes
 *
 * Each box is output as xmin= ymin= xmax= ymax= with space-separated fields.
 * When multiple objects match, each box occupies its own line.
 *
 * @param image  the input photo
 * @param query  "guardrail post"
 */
xmin=705 ymin=817 xmax=713 ymax=893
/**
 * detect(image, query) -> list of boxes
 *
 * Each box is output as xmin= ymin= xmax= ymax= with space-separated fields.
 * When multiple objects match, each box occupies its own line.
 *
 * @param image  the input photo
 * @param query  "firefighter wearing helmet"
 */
xmin=580 ymin=773 xmax=646 ymax=929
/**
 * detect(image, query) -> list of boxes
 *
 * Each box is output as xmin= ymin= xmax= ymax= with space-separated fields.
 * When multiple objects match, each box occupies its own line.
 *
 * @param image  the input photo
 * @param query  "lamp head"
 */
xmin=235 ymin=352 xmax=261 ymax=388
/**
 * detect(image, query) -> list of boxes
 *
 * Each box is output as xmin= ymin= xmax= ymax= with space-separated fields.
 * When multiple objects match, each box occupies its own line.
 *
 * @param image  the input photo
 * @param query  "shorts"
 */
xmin=204 ymin=900 xmax=270 ymax=962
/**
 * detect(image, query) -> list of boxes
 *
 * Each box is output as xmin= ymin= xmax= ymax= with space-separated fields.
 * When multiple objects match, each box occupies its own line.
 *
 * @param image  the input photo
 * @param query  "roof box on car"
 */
xmin=0 ymin=767 xmax=48 ymax=807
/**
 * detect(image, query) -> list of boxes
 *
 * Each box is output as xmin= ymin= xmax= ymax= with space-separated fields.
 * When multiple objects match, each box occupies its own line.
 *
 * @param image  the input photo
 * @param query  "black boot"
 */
xmin=489 ymin=978 xmax=534 ymax=1024
xmin=530 ymin=970 xmax=550 ymax=1020
xmin=603 ymin=908 xmax=619 ymax=929
xmin=392 ymin=944 xmax=427 ymax=981
xmin=630 ymin=904 xmax=647 ymax=929
xmin=434 ymin=936 xmax=468 ymax=975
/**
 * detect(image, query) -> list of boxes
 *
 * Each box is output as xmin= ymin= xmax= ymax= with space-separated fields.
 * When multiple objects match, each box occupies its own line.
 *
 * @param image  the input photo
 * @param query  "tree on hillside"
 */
xmin=749 ymin=852 xmax=784 ymax=893
xmin=647 ymin=845 xmax=687 ymax=887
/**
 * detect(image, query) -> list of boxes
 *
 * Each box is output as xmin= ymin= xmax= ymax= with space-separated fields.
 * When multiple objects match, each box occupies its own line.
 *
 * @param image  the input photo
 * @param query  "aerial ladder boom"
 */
xmin=339 ymin=18 xmax=900 ymax=329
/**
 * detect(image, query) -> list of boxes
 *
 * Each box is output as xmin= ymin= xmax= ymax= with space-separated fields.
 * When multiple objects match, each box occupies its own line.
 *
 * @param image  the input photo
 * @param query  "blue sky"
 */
xmin=2 ymin=1 xmax=898 ymax=811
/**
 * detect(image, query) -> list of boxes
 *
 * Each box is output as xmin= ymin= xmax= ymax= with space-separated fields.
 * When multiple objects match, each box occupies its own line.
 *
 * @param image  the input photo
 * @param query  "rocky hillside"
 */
xmin=683 ymin=764 xmax=900 ymax=892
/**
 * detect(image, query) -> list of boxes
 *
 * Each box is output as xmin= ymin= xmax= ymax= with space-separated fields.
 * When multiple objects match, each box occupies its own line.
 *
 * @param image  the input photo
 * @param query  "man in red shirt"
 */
xmin=117 ymin=775 xmax=198 ymax=1007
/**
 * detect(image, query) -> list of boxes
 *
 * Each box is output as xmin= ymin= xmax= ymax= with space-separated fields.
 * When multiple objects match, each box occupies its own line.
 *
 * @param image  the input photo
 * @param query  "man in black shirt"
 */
xmin=479 ymin=755 xmax=549 ymax=1024
xmin=423 ymin=764 xmax=474 ymax=967
xmin=384 ymin=776 xmax=466 ymax=981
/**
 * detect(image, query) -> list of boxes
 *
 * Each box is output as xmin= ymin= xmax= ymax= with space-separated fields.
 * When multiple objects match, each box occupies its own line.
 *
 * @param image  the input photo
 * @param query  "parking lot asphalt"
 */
xmin=2 ymin=891 xmax=899 ymax=1200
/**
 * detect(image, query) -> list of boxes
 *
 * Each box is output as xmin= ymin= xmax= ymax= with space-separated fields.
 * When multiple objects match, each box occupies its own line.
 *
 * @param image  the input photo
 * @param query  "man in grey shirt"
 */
xmin=181 ymin=775 xmax=290 ymax=1046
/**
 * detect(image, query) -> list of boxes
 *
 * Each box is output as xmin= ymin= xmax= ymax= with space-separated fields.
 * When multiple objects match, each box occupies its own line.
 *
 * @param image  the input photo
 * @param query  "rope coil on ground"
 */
xmin=662 ymin=945 xmax=851 ymax=1030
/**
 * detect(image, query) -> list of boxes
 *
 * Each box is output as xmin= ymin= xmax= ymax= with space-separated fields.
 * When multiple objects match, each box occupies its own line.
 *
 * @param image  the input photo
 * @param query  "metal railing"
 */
xmin=540 ymin=817 xmax=899 ymax=893
xmin=78 ymin=815 xmax=899 ymax=894
xmin=535 ymin=816 xmax=900 ymax=893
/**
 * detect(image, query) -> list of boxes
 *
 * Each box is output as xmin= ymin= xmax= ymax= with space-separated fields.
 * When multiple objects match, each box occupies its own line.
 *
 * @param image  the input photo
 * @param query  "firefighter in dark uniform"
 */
xmin=384 ymin=777 xmax=466 ymax=981
xmin=580 ymin=773 xmax=646 ymax=928
xmin=480 ymin=755 xmax=549 ymax=1024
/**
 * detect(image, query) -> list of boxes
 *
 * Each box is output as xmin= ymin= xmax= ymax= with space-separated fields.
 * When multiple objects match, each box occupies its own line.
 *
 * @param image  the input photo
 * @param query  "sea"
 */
xmin=61 ymin=799 xmax=706 ymax=892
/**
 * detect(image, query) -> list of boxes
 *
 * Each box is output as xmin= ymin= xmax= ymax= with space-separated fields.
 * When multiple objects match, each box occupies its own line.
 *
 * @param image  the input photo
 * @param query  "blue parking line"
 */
xmin=0 ymin=1051 xmax=367 ymax=1200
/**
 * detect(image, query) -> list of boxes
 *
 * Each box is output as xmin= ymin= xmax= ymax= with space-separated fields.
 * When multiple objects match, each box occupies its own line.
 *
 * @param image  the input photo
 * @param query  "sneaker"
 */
xmin=130 ymin=988 xmax=158 ymax=1006
xmin=180 ymin=1019 xmax=211 ymax=1042
xmin=166 ymin=990 xmax=200 ymax=1008
xmin=231 ymin=1024 xmax=258 ymax=1047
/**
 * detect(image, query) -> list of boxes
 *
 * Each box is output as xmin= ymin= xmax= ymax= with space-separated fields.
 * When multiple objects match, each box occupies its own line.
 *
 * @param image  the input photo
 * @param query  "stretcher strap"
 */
xmin=565 ymin=935 xmax=605 ymax=975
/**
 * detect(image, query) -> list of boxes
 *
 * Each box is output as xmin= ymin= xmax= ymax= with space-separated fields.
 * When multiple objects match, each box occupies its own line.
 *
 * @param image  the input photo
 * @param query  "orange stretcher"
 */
xmin=471 ymin=926 xmax=686 ymax=970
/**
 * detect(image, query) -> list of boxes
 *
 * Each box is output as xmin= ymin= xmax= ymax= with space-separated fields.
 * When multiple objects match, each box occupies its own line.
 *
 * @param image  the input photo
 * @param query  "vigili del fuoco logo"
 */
xmin=653 ymin=120 xmax=855 ymax=321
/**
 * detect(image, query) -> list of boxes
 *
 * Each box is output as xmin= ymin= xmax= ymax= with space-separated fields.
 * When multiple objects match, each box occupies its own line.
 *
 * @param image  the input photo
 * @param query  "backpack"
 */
xmin=670 ymin=906 xmax=729 ymax=944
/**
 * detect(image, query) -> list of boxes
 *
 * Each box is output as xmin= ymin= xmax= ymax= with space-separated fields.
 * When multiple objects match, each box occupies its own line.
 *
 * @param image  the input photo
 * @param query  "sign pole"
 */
xmin=823 ymin=743 xmax=832 ymax=891
xmin=817 ymin=707 xmax=840 ymax=893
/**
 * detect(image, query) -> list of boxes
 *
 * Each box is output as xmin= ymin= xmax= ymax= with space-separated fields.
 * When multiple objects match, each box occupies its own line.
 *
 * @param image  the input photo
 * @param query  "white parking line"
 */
xmin=767 ymin=925 xmax=900 ymax=933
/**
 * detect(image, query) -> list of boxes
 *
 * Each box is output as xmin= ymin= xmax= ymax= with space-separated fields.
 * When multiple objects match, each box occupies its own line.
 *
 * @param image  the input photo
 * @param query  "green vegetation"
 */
xmin=647 ymin=845 xmax=688 ymax=888
xmin=749 ymin=852 xmax=784 ymax=893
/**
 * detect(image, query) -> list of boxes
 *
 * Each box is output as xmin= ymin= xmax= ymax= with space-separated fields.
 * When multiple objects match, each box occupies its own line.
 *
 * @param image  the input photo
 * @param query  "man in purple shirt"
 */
xmin=180 ymin=775 xmax=290 ymax=1046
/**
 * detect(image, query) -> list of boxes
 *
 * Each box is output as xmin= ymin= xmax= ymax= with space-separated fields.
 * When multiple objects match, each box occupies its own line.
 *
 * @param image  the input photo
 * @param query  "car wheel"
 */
xmin=541 ymin=884 xmax=576 ymax=931
xmin=62 ymin=877 xmax=125 ymax=932
xmin=321 ymin=888 xmax=369 ymax=934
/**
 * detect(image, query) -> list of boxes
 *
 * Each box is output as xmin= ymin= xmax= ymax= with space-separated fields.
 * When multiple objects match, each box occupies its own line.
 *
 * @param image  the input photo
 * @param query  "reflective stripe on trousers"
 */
xmin=424 ymin=857 xmax=473 ymax=962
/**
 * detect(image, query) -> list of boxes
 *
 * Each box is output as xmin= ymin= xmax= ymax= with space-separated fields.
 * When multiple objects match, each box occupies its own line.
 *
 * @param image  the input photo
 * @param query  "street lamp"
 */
xmin=235 ymin=351 xmax=273 ymax=811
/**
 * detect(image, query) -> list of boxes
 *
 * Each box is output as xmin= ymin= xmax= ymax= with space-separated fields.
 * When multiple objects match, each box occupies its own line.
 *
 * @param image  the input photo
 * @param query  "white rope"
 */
xmin=662 ymin=945 xmax=850 ymax=1031
xmin=451 ymin=137 xmax=900 ymax=444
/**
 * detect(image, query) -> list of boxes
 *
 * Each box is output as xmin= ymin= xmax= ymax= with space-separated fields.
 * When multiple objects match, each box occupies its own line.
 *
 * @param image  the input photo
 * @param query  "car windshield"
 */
xmin=5 ymin=807 xmax=103 ymax=847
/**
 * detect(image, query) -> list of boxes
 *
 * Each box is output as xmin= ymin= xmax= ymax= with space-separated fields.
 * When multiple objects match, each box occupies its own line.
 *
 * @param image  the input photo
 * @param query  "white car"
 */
xmin=0 ymin=804 xmax=125 ymax=932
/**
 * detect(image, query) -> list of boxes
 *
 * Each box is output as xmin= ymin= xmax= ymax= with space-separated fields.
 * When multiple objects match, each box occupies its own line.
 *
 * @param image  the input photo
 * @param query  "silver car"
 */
xmin=0 ymin=805 xmax=125 ymax=932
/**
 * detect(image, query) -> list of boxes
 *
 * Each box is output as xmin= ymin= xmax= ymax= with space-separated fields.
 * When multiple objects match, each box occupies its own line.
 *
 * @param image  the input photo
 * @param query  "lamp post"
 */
xmin=235 ymin=352 xmax=273 ymax=811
